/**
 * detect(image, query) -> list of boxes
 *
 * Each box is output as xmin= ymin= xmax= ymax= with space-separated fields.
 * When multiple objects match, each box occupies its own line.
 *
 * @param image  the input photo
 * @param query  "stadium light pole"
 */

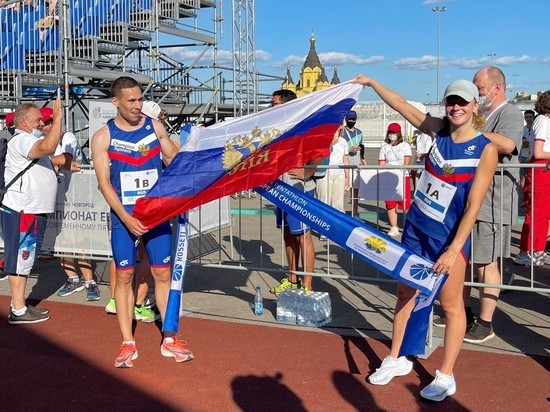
xmin=432 ymin=5 xmax=446 ymax=104
xmin=487 ymin=53 xmax=496 ymax=65
xmin=512 ymin=73 xmax=519 ymax=99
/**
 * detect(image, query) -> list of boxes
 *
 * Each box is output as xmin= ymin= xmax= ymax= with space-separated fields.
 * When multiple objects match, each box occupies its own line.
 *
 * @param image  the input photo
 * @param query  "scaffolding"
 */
xmin=0 ymin=0 xmax=273 ymax=145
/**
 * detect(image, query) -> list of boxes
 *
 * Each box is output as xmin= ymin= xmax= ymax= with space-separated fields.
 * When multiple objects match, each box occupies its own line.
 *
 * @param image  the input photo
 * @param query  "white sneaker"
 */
xmin=420 ymin=370 xmax=456 ymax=401
xmin=368 ymin=355 xmax=413 ymax=385
xmin=534 ymin=252 xmax=550 ymax=265
xmin=387 ymin=226 xmax=400 ymax=237
xmin=513 ymin=253 xmax=543 ymax=267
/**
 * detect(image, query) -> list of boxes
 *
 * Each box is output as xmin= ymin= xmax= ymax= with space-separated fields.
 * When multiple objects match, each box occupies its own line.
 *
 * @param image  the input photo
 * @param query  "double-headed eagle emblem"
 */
xmin=222 ymin=126 xmax=281 ymax=171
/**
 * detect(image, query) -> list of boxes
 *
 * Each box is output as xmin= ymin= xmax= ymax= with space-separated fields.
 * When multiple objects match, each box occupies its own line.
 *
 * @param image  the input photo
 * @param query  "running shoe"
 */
xmin=463 ymin=321 xmax=495 ymax=344
xmin=114 ymin=343 xmax=138 ymax=368
xmin=57 ymin=278 xmax=85 ymax=297
xmin=27 ymin=304 xmax=49 ymax=315
xmin=105 ymin=298 xmax=116 ymax=314
xmin=8 ymin=308 xmax=50 ymax=325
xmin=367 ymin=355 xmax=413 ymax=385
xmin=134 ymin=303 xmax=160 ymax=323
xmin=420 ymin=370 xmax=456 ymax=401
xmin=513 ymin=253 xmax=543 ymax=267
xmin=387 ymin=226 xmax=400 ymax=237
xmin=270 ymin=278 xmax=301 ymax=295
xmin=161 ymin=337 xmax=194 ymax=362
xmin=86 ymin=282 xmax=101 ymax=301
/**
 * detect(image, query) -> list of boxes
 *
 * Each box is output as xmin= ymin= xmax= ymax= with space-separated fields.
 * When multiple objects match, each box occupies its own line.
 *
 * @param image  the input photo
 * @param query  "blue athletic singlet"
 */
xmin=407 ymin=129 xmax=491 ymax=243
xmin=107 ymin=117 xmax=162 ymax=228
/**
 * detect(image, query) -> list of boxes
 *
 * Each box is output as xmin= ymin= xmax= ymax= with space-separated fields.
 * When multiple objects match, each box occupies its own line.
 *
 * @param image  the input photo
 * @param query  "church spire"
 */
xmin=331 ymin=67 xmax=341 ymax=85
xmin=302 ymin=34 xmax=322 ymax=70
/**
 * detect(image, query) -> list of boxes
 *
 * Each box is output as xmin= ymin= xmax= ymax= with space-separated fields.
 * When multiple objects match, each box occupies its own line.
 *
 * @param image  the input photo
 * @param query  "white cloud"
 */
xmin=270 ymin=53 xmax=383 ymax=69
xmin=394 ymin=55 xmax=438 ymax=71
xmin=422 ymin=0 xmax=456 ymax=4
xmin=164 ymin=48 xmax=272 ymax=66
xmin=318 ymin=52 xmax=384 ymax=66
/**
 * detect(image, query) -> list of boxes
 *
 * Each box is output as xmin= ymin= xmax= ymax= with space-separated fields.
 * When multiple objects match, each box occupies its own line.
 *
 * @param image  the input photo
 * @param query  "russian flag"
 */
xmin=133 ymin=82 xmax=363 ymax=227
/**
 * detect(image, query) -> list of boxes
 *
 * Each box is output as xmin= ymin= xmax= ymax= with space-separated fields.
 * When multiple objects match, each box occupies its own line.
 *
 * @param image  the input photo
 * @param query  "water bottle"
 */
xmin=254 ymin=285 xmax=263 ymax=316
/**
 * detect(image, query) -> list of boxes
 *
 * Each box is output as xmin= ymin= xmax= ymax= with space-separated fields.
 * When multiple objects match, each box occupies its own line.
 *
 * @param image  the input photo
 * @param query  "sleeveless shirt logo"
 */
xmin=465 ymin=145 xmax=476 ymax=156
xmin=137 ymin=143 xmax=150 ymax=156
xmin=442 ymin=163 xmax=455 ymax=176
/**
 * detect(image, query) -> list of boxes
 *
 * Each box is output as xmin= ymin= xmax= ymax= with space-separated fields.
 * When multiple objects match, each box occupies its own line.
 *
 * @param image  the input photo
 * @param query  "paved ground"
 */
xmin=0 ymin=151 xmax=549 ymax=410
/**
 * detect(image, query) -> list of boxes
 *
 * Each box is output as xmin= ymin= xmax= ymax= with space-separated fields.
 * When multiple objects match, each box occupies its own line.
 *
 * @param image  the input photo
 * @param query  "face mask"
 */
xmin=32 ymin=129 xmax=44 ymax=138
xmin=478 ymin=84 xmax=495 ymax=112
xmin=346 ymin=120 xmax=356 ymax=128
xmin=388 ymin=133 xmax=398 ymax=142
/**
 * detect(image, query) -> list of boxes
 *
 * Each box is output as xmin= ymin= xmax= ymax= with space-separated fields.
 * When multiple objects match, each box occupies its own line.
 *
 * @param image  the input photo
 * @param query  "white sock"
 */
xmin=12 ymin=306 xmax=27 ymax=316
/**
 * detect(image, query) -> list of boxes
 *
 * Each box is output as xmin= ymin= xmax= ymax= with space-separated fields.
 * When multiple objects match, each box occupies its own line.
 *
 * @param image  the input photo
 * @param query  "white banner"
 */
xmin=0 ymin=169 xmax=231 ymax=256
xmin=359 ymin=169 xmax=404 ymax=201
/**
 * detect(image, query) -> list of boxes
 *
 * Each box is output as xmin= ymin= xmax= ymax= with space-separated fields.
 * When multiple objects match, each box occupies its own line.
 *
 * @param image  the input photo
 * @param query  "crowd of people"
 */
xmin=0 ymin=67 xmax=547 ymax=401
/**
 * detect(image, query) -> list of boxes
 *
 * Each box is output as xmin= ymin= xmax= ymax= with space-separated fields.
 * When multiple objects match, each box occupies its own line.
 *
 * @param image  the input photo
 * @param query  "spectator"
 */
xmin=411 ymin=124 xmax=433 ymax=191
xmin=0 ymin=111 xmax=15 ymax=276
xmin=342 ymin=110 xmax=366 ymax=218
xmin=1 ymin=111 xmax=15 ymax=140
xmin=2 ymin=100 xmax=63 ymax=324
xmin=316 ymin=124 xmax=350 ymax=232
xmin=37 ymin=107 xmax=100 ymax=302
xmin=378 ymin=123 xmax=412 ymax=237
xmin=514 ymin=92 xmax=550 ymax=266
xmin=91 ymin=76 xmax=193 ymax=368
xmin=105 ymin=243 xmax=160 ymax=323
xmin=269 ymin=89 xmax=321 ymax=294
xmin=519 ymin=110 xmax=535 ymax=188
xmin=459 ymin=67 xmax=524 ymax=344
xmin=354 ymin=74 xmax=497 ymax=402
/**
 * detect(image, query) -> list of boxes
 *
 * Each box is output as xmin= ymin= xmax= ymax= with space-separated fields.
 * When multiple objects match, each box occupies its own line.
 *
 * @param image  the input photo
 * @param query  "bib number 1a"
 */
xmin=414 ymin=171 xmax=456 ymax=221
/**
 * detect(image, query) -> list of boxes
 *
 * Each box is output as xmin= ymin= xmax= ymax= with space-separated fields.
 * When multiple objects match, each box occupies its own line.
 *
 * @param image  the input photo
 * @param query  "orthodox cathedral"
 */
xmin=281 ymin=35 xmax=340 ymax=97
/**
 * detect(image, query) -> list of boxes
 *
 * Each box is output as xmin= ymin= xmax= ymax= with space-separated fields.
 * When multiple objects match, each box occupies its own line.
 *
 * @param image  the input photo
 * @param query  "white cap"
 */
xmin=443 ymin=80 xmax=479 ymax=102
xmin=141 ymin=101 xmax=161 ymax=120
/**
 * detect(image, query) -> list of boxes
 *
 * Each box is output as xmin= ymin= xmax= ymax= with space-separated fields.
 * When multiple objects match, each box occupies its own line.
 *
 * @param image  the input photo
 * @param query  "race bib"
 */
xmin=120 ymin=169 xmax=159 ymax=205
xmin=414 ymin=171 xmax=456 ymax=221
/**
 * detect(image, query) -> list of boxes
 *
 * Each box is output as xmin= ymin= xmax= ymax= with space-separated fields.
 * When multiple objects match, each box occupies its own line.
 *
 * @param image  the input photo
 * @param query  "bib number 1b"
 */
xmin=120 ymin=169 xmax=159 ymax=205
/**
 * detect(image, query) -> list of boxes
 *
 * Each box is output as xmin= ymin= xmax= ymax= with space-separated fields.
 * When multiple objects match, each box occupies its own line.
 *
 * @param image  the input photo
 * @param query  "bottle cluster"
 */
xmin=276 ymin=289 xmax=332 ymax=327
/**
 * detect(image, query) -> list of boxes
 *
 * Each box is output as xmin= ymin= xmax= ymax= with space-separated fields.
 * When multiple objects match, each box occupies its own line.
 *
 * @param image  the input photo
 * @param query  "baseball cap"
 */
xmin=443 ymin=79 xmax=479 ymax=102
xmin=5 ymin=112 xmax=14 ymax=127
xmin=345 ymin=110 xmax=357 ymax=120
xmin=141 ymin=101 xmax=161 ymax=120
xmin=40 ymin=107 xmax=54 ymax=123
xmin=387 ymin=123 xmax=401 ymax=133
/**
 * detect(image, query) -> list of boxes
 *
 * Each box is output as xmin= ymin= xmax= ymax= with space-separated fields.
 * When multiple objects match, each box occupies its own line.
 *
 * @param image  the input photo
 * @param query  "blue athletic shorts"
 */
xmin=111 ymin=221 xmax=172 ymax=270
xmin=1 ymin=207 xmax=47 ymax=276
xmin=401 ymin=221 xmax=470 ymax=263
xmin=276 ymin=189 xmax=313 ymax=235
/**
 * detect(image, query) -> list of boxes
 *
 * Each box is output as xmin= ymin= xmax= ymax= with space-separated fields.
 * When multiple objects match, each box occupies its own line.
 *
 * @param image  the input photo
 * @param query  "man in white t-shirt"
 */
xmin=1 ymin=100 xmax=63 ymax=324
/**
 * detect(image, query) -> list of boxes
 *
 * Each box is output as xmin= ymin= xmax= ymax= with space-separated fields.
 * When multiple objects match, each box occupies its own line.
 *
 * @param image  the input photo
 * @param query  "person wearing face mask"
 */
xmin=515 ymin=93 xmax=550 ymax=268
xmin=378 ymin=122 xmax=412 ymax=237
xmin=519 ymin=110 xmax=535 ymax=188
xmin=433 ymin=66 xmax=523 ymax=344
xmin=1 ymin=100 xmax=64 ymax=324
xmin=342 ymin=110 xmax=366 ymax=218
xmin=0 ymin=111 xmax=16 ymax=141
xmin=38 ymin=107 xmax=101 ymax=302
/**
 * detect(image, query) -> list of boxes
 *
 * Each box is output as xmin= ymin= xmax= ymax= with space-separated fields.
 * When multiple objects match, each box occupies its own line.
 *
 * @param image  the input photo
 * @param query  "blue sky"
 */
xmin=172 ymin=0 xmax=550 ymax=103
